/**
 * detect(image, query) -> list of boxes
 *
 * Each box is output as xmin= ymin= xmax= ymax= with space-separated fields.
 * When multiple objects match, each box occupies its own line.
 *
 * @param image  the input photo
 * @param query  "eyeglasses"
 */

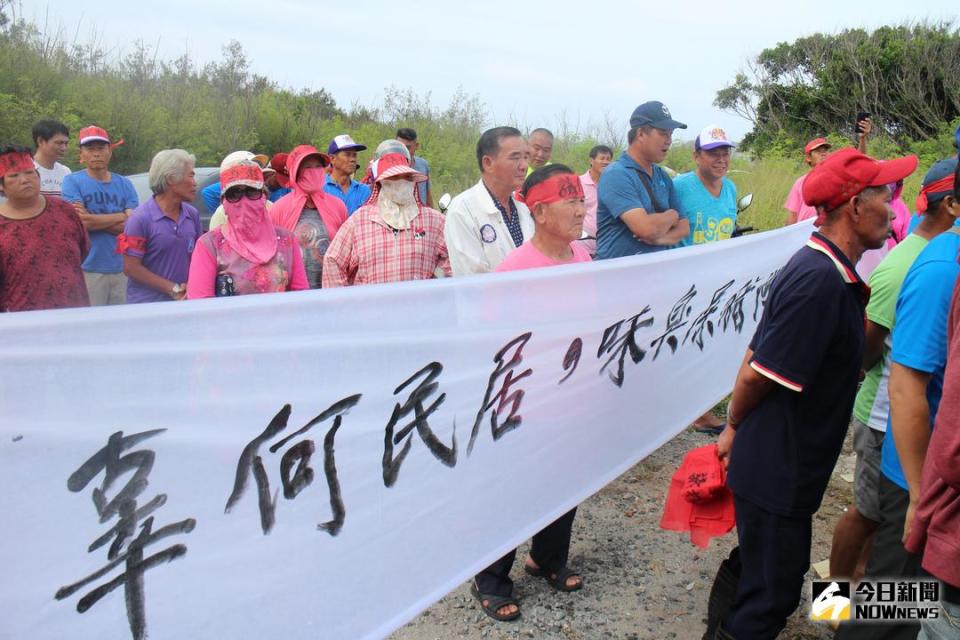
xmin=224 ymin=187 xmax=265 ymax=203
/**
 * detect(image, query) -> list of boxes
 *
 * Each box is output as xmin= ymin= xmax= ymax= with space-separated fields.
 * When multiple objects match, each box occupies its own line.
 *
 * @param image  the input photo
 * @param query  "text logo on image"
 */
xmin=811 ymin=581 xmax=852 ymax=621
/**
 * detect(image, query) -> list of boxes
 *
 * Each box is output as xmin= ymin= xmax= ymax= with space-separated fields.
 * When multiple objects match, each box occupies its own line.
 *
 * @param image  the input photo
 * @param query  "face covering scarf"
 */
xmin=377 ymin=179 xmax=419 ymax=230
xmin=298 ymin=167 xmax=328 ymax=197
xmin=222 ymin=195 xmax=278 ymax=265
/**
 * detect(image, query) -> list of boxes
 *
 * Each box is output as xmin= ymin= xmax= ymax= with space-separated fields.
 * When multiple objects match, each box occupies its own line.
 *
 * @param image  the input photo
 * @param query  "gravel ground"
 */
xmin=391 ymin=424 xmax=857 ymax=640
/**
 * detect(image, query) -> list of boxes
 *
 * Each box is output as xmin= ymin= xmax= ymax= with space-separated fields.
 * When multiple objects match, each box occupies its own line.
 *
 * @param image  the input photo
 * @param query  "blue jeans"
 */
xmin=918 ymin=599 xmax=960 ymax=640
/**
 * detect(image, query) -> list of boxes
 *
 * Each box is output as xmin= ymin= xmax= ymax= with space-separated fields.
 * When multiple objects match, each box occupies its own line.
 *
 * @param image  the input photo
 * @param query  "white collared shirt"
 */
xmin=443 ymin=180 xmax=534 ymax=276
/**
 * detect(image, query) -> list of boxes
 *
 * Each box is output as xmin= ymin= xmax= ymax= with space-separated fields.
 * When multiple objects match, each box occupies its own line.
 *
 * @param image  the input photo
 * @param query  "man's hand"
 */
xmin=716 ymin=425 xmax=737 ymax=468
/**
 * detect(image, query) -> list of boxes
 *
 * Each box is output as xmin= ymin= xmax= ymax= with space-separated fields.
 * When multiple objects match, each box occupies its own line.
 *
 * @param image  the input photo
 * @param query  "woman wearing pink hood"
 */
xmin=186 ymin=162 xmax=308 ymax=298
xmin=269 ymin=144 xmax=349 ymax=288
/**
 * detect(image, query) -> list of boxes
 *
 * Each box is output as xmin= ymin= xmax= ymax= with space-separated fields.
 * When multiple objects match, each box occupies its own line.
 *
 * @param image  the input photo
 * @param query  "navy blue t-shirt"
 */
xmin=727 ymin=233 xmax=869 ymax=517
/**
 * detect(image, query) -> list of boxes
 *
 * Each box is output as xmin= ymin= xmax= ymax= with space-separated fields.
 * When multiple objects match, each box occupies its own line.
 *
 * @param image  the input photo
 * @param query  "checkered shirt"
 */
xmin=322 ymin=203 xmax=451 ymax=287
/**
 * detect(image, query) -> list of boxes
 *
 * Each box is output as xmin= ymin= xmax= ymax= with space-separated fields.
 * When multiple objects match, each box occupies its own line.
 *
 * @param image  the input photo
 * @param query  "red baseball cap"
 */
xmin=804 ymin=137 xmax=831 ymax=154
xmin=803 ymin=147 xmax=918 ymax=212
xmin=270 ymin=152 xmax=290 ymax=188
xmin=78 ymin=125 xmax=123 ymax=148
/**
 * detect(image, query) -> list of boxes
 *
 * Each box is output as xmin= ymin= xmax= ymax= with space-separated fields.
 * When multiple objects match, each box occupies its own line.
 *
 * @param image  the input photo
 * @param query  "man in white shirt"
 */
xmin=31 ymin=119 xmax=72 ymax=197
xmin=444 ymin=127 xmax=534 ymax=275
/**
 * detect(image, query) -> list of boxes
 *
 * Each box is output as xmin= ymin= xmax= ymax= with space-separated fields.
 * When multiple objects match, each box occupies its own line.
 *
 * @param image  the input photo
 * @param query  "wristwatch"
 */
xmin=170 ymin=283 xmax=185 ymax=298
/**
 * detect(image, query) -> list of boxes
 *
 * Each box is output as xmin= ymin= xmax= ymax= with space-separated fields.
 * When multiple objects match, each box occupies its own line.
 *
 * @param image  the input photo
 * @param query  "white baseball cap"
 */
xmin=695 ymin=125 xmax=736 ymax=151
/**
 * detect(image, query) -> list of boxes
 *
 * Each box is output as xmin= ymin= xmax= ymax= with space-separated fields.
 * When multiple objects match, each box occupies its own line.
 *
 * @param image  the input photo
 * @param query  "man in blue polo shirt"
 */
xmin=596 ymin=101 xmax=688 ymax=259
xmin=710 ymin=148 xmax=918 ymax=640
xmin=61 ymin=125 xmax=139 ymax=306
xmin=837 ymin=158 xmax=959 ymax=640
xmin=324 ymin=134 xmax=371 ymax=215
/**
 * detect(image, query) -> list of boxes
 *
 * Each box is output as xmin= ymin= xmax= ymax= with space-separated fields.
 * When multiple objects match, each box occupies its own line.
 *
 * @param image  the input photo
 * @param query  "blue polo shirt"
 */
xmin=596 ymin=152 xmax=683 ymax=259
xmin=61 ymin=170 xmax=139 ymax=274
xmin=727 ymin=233 xmax=869 ymax=517
xmin=323 ymin=174 xmax=371 ymax=215
xmin=880 ymin=228 xmax=960 ymax=490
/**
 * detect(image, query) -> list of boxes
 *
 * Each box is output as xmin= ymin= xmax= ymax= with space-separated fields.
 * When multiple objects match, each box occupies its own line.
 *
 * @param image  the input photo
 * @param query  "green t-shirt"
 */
xmin=853 ymin=233 xmax=929 ymax=429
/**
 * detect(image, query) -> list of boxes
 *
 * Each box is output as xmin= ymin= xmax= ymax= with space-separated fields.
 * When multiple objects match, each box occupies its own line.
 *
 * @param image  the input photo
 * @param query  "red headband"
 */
xmin=916 ymin=174 xmax=956 ymax=213
xmin=0 ymin=151 xmax=36 ymax=179
xmin=523 ymin=174 xmax=584 ymax=209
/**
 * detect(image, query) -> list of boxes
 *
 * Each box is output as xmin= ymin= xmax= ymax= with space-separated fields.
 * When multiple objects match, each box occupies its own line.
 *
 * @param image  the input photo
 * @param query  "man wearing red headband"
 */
xmin=465 ymin=164 xmax=589 ymax=624
xmin=0 ymin=145 xmax=89 ymax=311
xmin=837 ymin=156 xmax=959 ymax=640
xmin=61 ymin=125 xmax=139 ymax=305
xmin=496 ymin=165 xmax=591 ymax=271
xmin=829 ymin=157 xmax=959 ymax=589
xmin=710 ymin=147 xmax=917 ymax=640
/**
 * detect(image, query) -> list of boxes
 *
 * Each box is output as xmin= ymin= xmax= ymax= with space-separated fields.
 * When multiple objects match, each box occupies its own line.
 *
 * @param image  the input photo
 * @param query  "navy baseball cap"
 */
xmin=630 ymin=101 xmax=687 ymax=130
xmin=327 ymin=134 xmax=367 ymax=154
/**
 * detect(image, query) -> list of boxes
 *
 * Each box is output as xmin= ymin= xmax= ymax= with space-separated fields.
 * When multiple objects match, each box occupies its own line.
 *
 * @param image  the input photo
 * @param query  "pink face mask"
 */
xmin=223 ymin=195 xmax=277 ymax=264
xmin=298 ymin=167 xmax=327 ymax=195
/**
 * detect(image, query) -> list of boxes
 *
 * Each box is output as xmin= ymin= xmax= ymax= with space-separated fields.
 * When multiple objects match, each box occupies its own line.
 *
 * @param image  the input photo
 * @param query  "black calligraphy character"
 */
xmin=753 ymin=269 xmax=781 ymax=320
xmin=225 ymin=394 xmax=362 ymax=536
xmin=598 ymin=307 xmax=655 ymax=386
xmin=684 ymin=280 xmax=734 ymax=350
xmin=719 ymin=278 xmax=758 ymax=334
xmin=467 ymin=333 xmax=534 ymax=455
xmin=56 ymin=429 xmax=195 ymax=640
xmin=650 ymin=286 xmax=696 ymax=359
xmin=559 ymin=338 xmax=583 ymax=384
xmin=383 ymin=362 xmax=457 ymax=487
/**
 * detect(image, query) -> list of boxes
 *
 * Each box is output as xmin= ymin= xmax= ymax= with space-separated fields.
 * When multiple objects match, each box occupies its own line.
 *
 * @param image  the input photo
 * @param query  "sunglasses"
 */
xmin=224 ymin=187 xmax=265 ymax=203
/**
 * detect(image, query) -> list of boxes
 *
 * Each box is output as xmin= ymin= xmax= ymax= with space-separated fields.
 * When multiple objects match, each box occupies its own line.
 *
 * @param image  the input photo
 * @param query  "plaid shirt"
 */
xmin=322 ymin=203 xmax=451 ymax=287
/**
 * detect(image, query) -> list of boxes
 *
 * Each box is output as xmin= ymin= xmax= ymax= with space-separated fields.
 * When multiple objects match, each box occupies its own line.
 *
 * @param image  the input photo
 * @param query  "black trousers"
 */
xmin=835 ymin=474 xmax=921 ymax=640
xmin=719 ymin=494 xmax=812 ymax=640
xmin=474 ymin=508 xmax=577 ymax=597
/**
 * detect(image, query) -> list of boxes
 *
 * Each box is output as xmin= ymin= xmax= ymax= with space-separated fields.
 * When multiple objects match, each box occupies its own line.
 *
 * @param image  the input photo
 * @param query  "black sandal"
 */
xmin=470 ymin=581 xmax=521 ymax=622
xmin=524 ymin=563 xmax=583 ymax=592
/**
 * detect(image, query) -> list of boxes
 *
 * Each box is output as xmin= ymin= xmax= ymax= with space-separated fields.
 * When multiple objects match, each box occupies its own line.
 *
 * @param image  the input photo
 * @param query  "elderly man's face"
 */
xmin=528 ymin=132 xmax=553 ymax=169
xmin=694 ymin=147 xmax=732 ymax=182
xmin=854 ymin=186 xmax=893 ymax=250
xmin=483 ymin=135 xmax=529 ymax=191
xmin=534 ymin=191 xmax=586 ymax=242
xmin=332 ymin=150 xmax=358 ymax=176
xmin=167 ymin=164 xmax=197 ymax=203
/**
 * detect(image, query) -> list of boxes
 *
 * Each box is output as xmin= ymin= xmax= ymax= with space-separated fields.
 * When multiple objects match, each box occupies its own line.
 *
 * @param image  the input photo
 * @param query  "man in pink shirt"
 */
xmin=473 ymin=164 xmax=589 ymax=624
xmin=497 ymin=164 xmax=592 ymax=272
xmin=578 ymin=145 xmax=612 ymax=256
xmin=784 ymin=137 xmax=832 ymax=224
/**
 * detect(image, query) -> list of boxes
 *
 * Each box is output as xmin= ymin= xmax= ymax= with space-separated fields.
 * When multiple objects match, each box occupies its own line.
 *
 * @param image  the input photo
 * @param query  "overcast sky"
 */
xmin=26 ymin=0 xmax=960 ymax=144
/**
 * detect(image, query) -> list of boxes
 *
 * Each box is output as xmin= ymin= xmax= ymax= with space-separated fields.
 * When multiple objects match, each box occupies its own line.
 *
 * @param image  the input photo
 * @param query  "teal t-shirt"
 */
xmin=672 ymin=172 xmax=737 ymax=246
xmin=852 ymin=233 xmax=929 ymax=430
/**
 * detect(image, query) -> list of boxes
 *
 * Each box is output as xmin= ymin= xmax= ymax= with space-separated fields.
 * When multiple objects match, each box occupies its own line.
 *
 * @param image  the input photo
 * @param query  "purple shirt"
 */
xmin=121 ymin=197 xmax=202 ymax=303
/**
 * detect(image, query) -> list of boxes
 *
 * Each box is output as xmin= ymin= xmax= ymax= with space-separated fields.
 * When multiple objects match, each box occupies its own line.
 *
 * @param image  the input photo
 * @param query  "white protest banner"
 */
xmin=1 ymin=222 xmax=812 ymax=640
